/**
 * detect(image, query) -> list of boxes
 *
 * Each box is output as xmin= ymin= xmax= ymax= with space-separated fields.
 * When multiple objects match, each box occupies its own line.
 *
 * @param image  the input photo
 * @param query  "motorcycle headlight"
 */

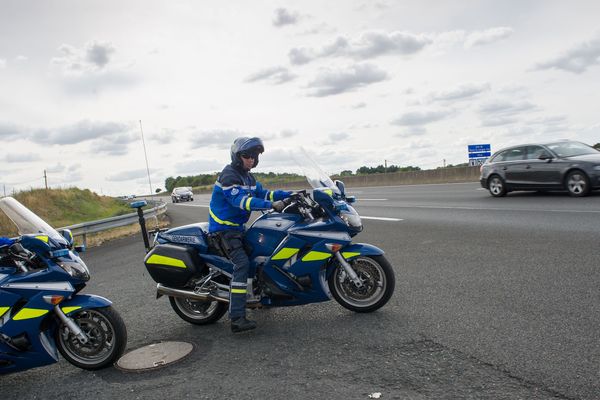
xmin=58 ymin=255 xmax=90 ymax=281
xmin=339 ymin=205 xmax=362 ymax=230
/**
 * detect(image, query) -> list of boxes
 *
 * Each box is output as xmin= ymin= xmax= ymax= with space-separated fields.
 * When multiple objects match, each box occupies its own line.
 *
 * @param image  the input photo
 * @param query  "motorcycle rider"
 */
xmin=208 ymin=137 xmax=291 ymax=333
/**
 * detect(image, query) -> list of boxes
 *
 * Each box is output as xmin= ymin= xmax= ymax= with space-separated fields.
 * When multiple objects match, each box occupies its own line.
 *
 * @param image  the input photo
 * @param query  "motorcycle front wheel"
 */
xmin=56 ymin=306 xmax=127 ymax=370
xmin=328 ymin=255 xmax=395 ymax=313
xmin=169 ymin=296 xmax=228 ymax=325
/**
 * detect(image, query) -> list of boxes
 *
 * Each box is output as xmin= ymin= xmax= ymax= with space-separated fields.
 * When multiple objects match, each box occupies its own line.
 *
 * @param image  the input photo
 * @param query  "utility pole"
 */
xmin=443 ymin=159 xmax=446 ymax=168
xmin=384 ymin=159 xmax=387 ymax=173
xmin=3 ymin=184 xmax=5 ymax=197
xmin=44 ymin=170 xmax=48 ymax=189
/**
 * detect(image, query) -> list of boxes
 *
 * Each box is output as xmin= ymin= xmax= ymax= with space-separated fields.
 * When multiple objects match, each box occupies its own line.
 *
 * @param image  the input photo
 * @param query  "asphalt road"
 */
xmin=2 ymin=182 xmax=599 ymax=399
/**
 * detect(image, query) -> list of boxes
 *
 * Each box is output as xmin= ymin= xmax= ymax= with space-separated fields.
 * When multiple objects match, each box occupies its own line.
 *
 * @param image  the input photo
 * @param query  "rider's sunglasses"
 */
xmin=240 ymin=152 xmax=256 ymax=159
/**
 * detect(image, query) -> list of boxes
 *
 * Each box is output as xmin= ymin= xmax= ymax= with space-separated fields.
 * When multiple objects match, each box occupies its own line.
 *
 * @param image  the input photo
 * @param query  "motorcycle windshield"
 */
xmin=0 ymin=197 xmax=66 ymax=245
xmin=294 ymin=148 xmax=340 ymax=194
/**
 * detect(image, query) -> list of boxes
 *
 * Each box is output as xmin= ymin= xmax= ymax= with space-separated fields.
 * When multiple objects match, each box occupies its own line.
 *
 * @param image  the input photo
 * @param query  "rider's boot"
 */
xmin=231 ymin=317 xmax=257 ymax=333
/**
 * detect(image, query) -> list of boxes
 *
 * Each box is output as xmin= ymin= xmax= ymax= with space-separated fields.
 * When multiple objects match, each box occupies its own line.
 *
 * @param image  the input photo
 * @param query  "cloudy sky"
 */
xmin=1 ymin=0 xmax=600 ymax=196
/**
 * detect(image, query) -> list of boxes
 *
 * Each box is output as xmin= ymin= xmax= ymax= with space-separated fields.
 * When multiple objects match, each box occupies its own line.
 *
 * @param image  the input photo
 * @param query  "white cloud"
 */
xmin=464 ymin=27 xmax=514 ymax=48
xmin=307 ymin=63 xmax=388 ymax=97
xmin=273 ymin=8 xmax=300 ymax=27
xmin=0 ymin=59 xmax=6 ymax=68
xmin=428 ymin=82 xmax=491 ymax=102
xmin=189 ymin=130 xmax=247 ymax=149
xmin=535 ymin=35 xmax=600 ymax=74
xmin=5 ymin=153 xmax=41 ymax=163
xmin=107 ymin=169 xmax=151 ymax=182
xmin=245 ymin=66 xmax=297 ymax=85
xmin=30 ymin=120 xmax=131 ymax=145
xmin=289 ymin=30 xmax=432 ymax=65
xmin=392 ymin=109 xmax=454 ymax=126
xmin=52 ymin=40 xmax=116 ymax=74
xmin=174 ymin=159 xmax=223 ymax=174
xmin=0 ymin=122 xmax=23 ymax=139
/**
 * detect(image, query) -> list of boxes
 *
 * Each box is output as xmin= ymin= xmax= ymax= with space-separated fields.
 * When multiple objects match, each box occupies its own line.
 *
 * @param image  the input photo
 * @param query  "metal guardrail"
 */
xmin=60 ymin=201 xmax=167 ymax=246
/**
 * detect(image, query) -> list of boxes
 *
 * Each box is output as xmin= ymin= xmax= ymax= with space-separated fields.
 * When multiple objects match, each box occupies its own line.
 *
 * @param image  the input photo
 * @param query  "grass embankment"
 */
xmin=0 ymin=188 xmax=135 ymax=240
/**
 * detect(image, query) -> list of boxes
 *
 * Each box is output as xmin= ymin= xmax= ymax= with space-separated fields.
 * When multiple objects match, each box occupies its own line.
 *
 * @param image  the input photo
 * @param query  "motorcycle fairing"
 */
xmin=59 ymin=294 xmax=112 ymax=312
xmin=338 ymin=243 xmax=384 ymax=257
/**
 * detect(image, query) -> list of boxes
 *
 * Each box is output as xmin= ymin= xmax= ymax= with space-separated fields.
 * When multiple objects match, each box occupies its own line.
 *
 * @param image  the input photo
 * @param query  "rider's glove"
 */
xmin=272 ymin=200 xmax=286 ymax=213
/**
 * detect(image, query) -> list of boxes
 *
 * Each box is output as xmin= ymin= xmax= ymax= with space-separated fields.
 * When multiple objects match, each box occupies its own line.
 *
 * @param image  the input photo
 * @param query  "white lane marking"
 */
xmin=358 ymin=198 xmax=388 ymax=201
xmin=362 ymin=216 xmax=403 ymax=221
xmin=176 ymin=204 xmax=209 ymax=207
xmin=406 ymin=205 xmax=600 ymax=214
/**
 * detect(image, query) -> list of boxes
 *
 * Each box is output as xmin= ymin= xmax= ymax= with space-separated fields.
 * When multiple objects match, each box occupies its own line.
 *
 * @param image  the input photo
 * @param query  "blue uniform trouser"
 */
xmin=219 ymin=230 xmax=249 ymax=319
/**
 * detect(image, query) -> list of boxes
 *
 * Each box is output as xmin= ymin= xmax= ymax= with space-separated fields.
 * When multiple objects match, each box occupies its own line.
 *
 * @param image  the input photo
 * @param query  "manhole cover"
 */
xmin=116 ymin=341 xmax=194 ymax=372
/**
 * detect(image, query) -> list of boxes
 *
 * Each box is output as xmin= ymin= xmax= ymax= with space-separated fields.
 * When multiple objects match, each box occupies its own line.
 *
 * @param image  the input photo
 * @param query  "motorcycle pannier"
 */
xmin=144 ymin=244 xmax=205 ymax=287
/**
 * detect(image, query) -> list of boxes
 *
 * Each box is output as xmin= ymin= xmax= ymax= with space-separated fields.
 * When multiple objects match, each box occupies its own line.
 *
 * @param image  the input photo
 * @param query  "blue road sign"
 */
xmin=468 ymin=151 xmax=492 ymax=158
xmin=468 ymin=144 xmax=491 ymax=153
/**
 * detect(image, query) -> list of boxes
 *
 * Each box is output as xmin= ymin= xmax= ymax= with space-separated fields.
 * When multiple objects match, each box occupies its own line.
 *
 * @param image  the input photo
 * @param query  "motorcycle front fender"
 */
xmin=60 ymin=294 xmax=112 ymax=314
xmin=339 ymin=243 xmax=384 ymax=259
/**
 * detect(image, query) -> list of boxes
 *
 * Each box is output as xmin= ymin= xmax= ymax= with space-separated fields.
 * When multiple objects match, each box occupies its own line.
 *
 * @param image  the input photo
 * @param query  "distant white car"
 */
xmin=171 ymin=187 xmax=193 ymax=203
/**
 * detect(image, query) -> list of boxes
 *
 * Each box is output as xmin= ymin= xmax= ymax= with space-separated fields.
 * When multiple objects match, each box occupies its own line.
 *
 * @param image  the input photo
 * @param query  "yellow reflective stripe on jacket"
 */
xmin=13 ymin=308 xmax=49 ymax=321
xmin=269 ymin=191 xmax=274 ymax=201
xmin=323 ymin=189 xmax=333 ymax=197
xmin=0 ymin=306 xmax=9 ymax=318
xmin=209 ymin=207 xmax=240 ymax=226
xmin=35 ymin=235 xmax=49 ymax=243
xmin=301 ymin=251 xmax=332 ymax=262
xmin=61 ymin=306 xmax=82 ymax=314
xmin=147 ymin=254 xmax=187 ymax=269
xmin=271 ymin=247 xmax=300 ymax=260
xmin=342 ymin=252 xmax=361 ymax=259
xmin=245 ymin=197 xmax=252 ymax=211
xmin=231 ymin=288 xmax=247 ymax=294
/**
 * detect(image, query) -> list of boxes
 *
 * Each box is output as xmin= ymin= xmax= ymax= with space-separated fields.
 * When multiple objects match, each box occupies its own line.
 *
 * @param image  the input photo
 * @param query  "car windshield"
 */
xmin=0 ymin=197 xmax=67 ymax=244
xmin=292 ymin=148 xmax=340 ymax=194
xmin=545 ymin=141 xmax=598 ymax=157
xmin=174 ymin=188 xmax=189 ymax=193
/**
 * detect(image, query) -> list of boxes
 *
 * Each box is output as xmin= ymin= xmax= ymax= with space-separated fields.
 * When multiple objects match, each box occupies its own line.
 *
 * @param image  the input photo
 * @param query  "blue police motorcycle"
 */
xmin=0 ymin=197 xmax=127 ymax=374
xmin=135 ymin=155 xmax=395 ymax=325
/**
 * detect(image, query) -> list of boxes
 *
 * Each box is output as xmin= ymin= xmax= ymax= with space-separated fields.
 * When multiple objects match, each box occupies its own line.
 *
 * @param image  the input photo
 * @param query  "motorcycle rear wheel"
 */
xmin=56 ymin=306 xmax=127 ymax=370
xmin=169 ymin=296 xmax=227 ymax=325
xmin=328 ymin=255 xmax=395 ymax=313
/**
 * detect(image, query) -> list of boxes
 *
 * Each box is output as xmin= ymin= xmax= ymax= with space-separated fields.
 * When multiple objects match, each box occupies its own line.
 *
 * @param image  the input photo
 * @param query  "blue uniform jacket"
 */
xmin=208 ymin=164 xmax=290 ymax=233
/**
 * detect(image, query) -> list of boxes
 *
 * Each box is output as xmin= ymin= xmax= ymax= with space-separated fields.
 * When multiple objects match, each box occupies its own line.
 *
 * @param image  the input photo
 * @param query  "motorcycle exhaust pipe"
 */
xmin=156 ymin=283 xmax=229 ymax=304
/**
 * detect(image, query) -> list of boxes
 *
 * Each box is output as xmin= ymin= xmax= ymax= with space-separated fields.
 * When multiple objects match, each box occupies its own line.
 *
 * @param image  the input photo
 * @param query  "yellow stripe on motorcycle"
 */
xmin=147 ymin=254 xmax=187 ymax=269
xmin=61 ymin=306 xmax=82 ymax=314
xmin=341 ymin=252 xmax=361 ymax=259
xmin=323 ymin=189 xmax=333 ymax=197
xmin=209 ymin=208 xmax=240 ymax=226
xmin=231 ymin=288 xmax=247 ymax=294
xmin=35 ymin=235 xmax=49 ymax=243
xmin=271 ymin=247 xmax=300 ymax=260
xmin=0 ymin=306 xmax=9 ymax=318
xmin=301 ymin=251 xmax=332 ymax=262
xmin=13 ymin=308 xmax=49 ymax=321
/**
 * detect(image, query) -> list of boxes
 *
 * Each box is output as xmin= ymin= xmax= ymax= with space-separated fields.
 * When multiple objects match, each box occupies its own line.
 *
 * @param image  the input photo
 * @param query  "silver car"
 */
xmin=171 ymin=187 xmax=194 ymax=203
xmin=480 ymin=141 xmax=600 ymax=197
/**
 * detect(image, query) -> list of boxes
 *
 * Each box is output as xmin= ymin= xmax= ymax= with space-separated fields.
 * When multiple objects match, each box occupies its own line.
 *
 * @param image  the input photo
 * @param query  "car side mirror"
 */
xmin=538 ymin=152 xmax=553 ymax=161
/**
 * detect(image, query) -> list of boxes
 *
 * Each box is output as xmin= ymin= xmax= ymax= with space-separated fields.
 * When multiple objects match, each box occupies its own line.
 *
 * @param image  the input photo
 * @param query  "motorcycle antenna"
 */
xmin=139 ymin=120 xmax=153 ymax=197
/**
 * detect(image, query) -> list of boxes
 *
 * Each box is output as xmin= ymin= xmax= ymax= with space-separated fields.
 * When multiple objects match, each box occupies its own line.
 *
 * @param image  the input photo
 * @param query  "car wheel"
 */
xmin=565 ymin=170 xmax=590 ymax=197
xmin=488 ymin=175 xmax=507 ymax=197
